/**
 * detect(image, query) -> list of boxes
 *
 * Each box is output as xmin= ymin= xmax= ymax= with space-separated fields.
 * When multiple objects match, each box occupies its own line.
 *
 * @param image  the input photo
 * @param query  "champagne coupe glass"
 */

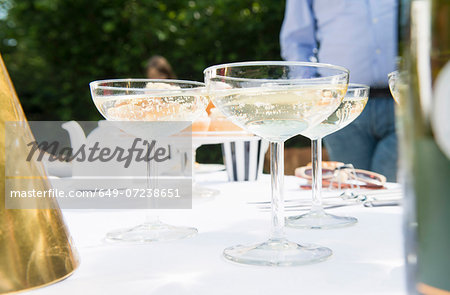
xmin=204 ymin=61 xmax=349 ymax=266
xmin=286 ymin=84 xmax=369 ymax=229
xmin=90 ymin=79 xmax=208 ymax=242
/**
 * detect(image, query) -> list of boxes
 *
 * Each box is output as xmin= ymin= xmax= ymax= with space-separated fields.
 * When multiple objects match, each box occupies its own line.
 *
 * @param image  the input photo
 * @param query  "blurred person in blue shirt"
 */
xmin=280 ymin=0 xmax=398 ymax=181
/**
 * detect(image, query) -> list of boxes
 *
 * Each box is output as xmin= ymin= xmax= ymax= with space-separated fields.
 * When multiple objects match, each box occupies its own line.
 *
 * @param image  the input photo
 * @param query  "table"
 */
xmin=29 ymin=172 xmax=406 ymax=295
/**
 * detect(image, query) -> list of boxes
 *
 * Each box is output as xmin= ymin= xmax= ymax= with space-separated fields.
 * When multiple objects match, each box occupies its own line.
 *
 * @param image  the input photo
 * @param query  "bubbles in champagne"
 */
xmin=210 ymin=84 xmax=346 ymax=141
xmin=92 ymin=88 xmax=207 ymax=139
xmin=301 ymin=96 xmax=368 ymax=139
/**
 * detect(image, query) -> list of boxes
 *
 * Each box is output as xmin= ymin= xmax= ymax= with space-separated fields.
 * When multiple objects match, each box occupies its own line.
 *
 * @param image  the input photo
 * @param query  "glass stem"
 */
xmin=270 ymin=141 xmax=285 ymax=241
xmin=192 ymin=146 xmax=199 ymax=187
xmin=145 ymin=145 xmax=160 ymax=225
xmin=311 ymin=137 xmax=324 ymax=214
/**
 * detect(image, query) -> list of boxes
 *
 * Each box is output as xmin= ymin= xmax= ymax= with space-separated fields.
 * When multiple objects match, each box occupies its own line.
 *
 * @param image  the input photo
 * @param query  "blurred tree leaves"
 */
xmin=0 ymin=0 xmax=286 ymax=120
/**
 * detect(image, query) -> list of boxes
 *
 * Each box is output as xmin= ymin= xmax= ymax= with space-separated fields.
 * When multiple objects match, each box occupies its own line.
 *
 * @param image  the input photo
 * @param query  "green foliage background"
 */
xmin=0 ymin=0 xmax=309 ymax=162
xmin=0 ymin=0 xmax=285 ymax=120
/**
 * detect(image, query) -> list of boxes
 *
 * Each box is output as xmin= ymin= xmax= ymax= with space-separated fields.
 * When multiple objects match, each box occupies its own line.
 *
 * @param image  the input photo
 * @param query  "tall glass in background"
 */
xmin=205 ymin=61 xmax=349 ymax=266
xmin=397 ymin=0 xmax=450 ymax=293
xmin=287 ymin=84 xmax=369 ymax=229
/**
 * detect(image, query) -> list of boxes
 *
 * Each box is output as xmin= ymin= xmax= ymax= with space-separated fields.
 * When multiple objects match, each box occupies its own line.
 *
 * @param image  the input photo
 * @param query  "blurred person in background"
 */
xmin=280 ymin=0 xmax=398 ymax=181
xmin=146 ymin=55 xmax=176 ymax=79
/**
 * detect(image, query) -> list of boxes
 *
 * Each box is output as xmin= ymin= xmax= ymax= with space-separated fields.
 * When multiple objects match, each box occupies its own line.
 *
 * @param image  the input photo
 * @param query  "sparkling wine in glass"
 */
xmin=205 ymin=61 xmax=349 ymax=266
xmin=286 ymin=84 xmax=370 ymax=229
xmin=90 ymin=79 xmax=208 ymax=242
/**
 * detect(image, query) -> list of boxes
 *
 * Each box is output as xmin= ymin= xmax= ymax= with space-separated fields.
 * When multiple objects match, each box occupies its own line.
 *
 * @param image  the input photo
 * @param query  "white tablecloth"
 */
xmin=29 ymin=172 xmax=406 ymax=295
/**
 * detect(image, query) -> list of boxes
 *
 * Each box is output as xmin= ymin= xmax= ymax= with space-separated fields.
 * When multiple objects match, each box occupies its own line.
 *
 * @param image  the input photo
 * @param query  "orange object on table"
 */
xmin=205 ymin=100 xmax=216 ymax=115
xmin=208 ymin=108 xmax=243 ymax=132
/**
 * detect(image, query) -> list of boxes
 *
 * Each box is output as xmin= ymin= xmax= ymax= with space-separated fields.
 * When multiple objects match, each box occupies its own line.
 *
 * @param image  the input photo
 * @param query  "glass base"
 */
xmin=286 ymin=211 xmax=358 ymax=229
xmin=193 ymin=183 xmax=220 ymax=198
xmin=106 ymin=221 xmax=198 ymax=243
xmin=223 ymin=238 xmax=332 ymax=266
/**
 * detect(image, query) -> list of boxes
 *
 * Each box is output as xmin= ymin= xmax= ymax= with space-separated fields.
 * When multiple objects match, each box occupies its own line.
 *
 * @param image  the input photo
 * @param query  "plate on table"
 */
xmin=195 ymin=163 xmax=226 ymax=174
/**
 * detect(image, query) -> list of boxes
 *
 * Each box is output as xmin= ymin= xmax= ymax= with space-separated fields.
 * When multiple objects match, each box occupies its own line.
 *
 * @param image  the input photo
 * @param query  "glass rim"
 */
xmin=89 ymin=78 xmax=205 ymax=92
xmin=346 ymin=83 xmax=370 ymax=96
xmin=388 ymin=71 xmax=398 ymax=78
xmin=347 ymin=83 xmax=370 ymax=90
xmin=203 ymin=61 xmax=349 ymax=77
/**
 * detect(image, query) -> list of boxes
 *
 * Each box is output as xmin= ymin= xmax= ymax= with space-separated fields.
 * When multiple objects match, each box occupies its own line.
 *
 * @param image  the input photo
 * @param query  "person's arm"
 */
xmin=280 ymin=0 xmax=317 ymax=62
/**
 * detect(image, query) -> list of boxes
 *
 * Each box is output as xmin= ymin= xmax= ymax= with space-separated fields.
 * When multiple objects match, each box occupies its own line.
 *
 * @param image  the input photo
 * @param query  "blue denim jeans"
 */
xmin=323 ymin=97 xmax=398 ymax=182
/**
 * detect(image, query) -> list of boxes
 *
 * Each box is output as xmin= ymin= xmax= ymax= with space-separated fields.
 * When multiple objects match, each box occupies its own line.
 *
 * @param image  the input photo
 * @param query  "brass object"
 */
xmin=0 ymin=55 xmax=79 ymax=293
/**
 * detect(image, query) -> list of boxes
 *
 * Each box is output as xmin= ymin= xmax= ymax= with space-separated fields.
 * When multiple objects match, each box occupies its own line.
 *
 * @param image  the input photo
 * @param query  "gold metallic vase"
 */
xmin=0 ymin=55 xmax=79 ymax=293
